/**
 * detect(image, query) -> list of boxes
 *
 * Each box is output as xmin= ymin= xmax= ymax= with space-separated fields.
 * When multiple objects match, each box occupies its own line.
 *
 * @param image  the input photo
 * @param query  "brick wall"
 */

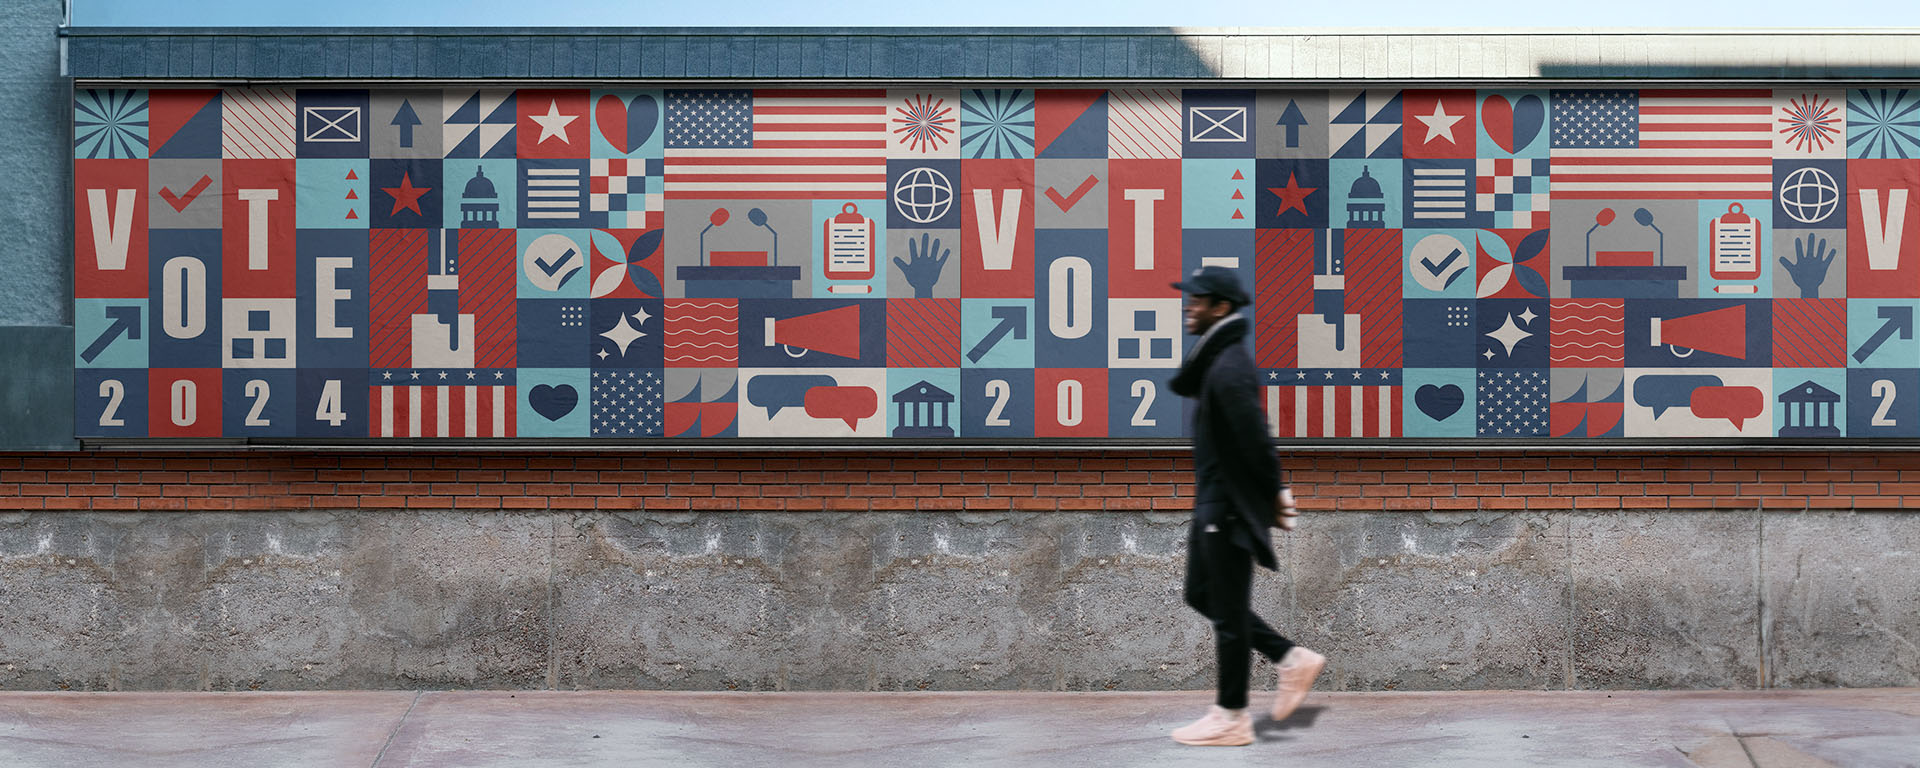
xmin=0 ymin=451 xmax=1909 ymax=512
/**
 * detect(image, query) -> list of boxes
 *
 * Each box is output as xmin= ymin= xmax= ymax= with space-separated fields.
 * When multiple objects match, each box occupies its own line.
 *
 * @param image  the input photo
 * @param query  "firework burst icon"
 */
xmin=892 ymin=94 xmax=957 ymax=154
xmin=1778 ymin=94 xmax=1840 ymax=154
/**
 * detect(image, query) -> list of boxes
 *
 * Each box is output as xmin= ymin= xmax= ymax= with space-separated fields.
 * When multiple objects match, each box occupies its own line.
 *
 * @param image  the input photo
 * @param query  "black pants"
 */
xmin=1184 ymin=504 xmax=1294 ymax=710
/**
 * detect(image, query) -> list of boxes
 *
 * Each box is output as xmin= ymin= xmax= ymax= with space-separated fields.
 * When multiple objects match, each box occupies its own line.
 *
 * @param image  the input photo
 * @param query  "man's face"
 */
xmin=1183 ymin=294 xmax=1232 ymax=335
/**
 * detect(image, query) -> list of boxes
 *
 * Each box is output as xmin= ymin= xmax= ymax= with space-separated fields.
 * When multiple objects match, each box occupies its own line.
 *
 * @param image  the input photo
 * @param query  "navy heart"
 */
xmin=1510 ymin=94 xmax=1545 ymax=153
xmin=530 ymin=383 xmax=578 ymax=422
xmin=629 ymin=95 xmax=659 ymax=151
xmin=1415 ymin=384 xmax=1464 ymax=421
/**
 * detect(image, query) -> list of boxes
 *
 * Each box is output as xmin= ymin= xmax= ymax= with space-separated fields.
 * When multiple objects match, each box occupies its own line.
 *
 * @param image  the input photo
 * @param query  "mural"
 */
xmin=70 ymin=86 xmax=1920 ymax=440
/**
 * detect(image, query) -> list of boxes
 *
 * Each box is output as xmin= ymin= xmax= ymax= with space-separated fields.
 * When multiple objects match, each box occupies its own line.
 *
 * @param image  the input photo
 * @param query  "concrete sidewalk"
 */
xmin=0 ymin=689 xmax=1913 ymax=768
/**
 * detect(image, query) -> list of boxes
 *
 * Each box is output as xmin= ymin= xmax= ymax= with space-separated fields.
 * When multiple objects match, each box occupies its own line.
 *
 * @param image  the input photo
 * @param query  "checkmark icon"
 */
xmin=158 ymin=175 xmax=213 ymax=213
xmin=1421 ymin=247 xmax=1463 ymax=275
xmin=1044 ymin=174 xmax=1100 ymax=212
xmin=535 ymin=247 xmax=580 ymax=289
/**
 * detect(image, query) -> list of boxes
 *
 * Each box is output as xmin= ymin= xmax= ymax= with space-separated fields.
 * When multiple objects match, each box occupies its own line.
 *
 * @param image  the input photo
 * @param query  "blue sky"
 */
xmin=71 ymin=0 xmax=1911 ymax=28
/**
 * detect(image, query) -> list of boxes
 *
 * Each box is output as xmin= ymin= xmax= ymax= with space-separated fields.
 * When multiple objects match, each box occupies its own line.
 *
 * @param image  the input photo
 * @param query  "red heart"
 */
xmin=1483 ymin=94 xmax=1516 ymax=154
xmin=595 ymin=95 xmax=630 ymax=154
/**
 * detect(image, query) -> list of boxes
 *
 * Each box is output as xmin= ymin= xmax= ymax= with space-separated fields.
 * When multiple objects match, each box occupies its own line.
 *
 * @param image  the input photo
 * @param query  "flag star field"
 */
xmin=70 ymin=86 xmax=1920 ymax=440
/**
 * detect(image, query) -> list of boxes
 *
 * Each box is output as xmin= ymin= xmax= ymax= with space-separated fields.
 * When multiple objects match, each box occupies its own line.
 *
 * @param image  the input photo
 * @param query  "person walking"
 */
xmin=1166 ymin=266 xmax=1325 ymax=747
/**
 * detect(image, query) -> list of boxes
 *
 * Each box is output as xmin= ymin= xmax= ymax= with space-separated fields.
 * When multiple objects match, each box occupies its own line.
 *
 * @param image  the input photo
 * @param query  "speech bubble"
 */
xmin=1633 ymin=374 xmax=1723 ymax=419
xmin=746 ymin=374 xmax=836 ymax=419
xmin=805 ymin=386 xmax=879 ymax=430
xmin=1690 ymin=386 xmax=1765 ymax=430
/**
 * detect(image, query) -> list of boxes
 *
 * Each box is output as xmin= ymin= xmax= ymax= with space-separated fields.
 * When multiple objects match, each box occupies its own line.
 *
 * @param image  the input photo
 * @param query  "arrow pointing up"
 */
xmin=1277 ymin=100 xmax=1308 ymax=148
xmin=391 ymin=100 xmax=421 ymax=148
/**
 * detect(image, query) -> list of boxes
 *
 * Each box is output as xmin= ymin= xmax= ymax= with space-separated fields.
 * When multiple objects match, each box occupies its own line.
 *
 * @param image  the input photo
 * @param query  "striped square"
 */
xmin=1108 ymin=89 xmax=1182 ymax=159
xmin=1774 ymin=298 xmax=1846 ymax=368
xmin=887 ymin=298 xmax=960 ymax=368
xmin=221 ymin=88 xmax=296 ymax=159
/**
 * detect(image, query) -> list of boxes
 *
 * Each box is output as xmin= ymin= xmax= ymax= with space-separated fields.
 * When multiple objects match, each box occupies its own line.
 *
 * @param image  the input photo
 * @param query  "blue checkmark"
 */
xmin=1420 ymin=247 xmax=1462 ymax=276
xmin=535 ymin=247 xmax=580 ymax=289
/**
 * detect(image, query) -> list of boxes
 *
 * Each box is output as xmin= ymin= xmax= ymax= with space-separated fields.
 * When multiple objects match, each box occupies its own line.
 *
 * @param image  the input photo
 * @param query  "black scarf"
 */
xmin=1170 ymin=313 xmax=1247 ymax=398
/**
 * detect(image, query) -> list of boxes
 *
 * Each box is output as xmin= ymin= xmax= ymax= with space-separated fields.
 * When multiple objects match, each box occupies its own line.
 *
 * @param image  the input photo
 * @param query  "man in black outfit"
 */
xmin=1166 ymin=266 xmax=1324 ymax=747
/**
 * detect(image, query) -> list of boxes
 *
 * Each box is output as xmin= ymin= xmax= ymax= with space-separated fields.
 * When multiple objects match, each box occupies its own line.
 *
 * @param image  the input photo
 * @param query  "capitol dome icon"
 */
xmin=459 ymin=165 xmax=500 ymax=229
xmin=1346 ymin=165 xmax=1385 ymax=228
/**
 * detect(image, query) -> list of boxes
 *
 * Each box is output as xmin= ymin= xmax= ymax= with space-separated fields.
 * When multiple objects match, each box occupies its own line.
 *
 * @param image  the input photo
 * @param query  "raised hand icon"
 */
xmin=892 ymin=233 xmax=950 ymax=298
xmin=1778 ymin=232 xmax=1834 ymax=298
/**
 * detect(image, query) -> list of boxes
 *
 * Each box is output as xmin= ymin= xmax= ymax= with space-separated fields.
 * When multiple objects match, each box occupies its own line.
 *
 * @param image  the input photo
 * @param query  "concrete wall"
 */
xmin=1 ymin=451 xmax=1914 ymax=692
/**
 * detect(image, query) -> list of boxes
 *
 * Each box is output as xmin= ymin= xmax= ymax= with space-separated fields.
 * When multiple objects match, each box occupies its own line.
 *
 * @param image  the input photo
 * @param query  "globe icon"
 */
xmin=892 ymin=166 xmax=954 ymax=224
xmin=1779 ymin=166 xmax=1839 ymax=225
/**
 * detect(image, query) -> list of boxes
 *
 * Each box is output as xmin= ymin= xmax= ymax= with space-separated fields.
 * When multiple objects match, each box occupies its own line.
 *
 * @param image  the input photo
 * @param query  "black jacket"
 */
xmin=1173 ymin=314 xmax=1282 ymax=570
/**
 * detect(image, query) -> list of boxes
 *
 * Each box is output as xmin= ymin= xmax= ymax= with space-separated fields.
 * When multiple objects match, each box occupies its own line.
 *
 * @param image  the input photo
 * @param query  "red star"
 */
xmin=1267 ymin=172 xmax=1317 ymax=218
xmin=382 ymin=172 xmax=431 ymax=217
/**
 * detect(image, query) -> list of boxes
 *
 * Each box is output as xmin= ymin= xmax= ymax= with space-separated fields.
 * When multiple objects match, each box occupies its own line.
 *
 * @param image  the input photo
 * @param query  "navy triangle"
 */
xmin=1039 ymin=93 xmax=1108 ymax=159
xmin=152 ymin=97 xmax=221 ymax=158
xmin=1368 ymin=92 xmax=1404 ymax=124
xmin=481 ymin=128 xmax=517 ymax=158
xmin=483 ymin=95 xmax=517 ymax=125
xmin=448 ymin=92 xmax=481 ymax=124
xmin=1332 ymin=93 xmax=1369 ymax=125
xmin=447 ymin=129 xmax=480 ymax=158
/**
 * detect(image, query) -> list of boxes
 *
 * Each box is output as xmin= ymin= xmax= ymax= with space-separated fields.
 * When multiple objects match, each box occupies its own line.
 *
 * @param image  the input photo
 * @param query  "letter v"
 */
xmin=87 ymin=188 xmax=137 ymax=271
xmin=1861 ymin=188 xmax=1909 ymax=271
xmin=972 ymin=188 xmax=1022 ymax=271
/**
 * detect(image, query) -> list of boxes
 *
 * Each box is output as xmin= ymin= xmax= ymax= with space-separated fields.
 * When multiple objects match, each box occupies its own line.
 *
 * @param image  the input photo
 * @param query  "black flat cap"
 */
xmin=1171 ymin=265 xmax=1249 ymax=307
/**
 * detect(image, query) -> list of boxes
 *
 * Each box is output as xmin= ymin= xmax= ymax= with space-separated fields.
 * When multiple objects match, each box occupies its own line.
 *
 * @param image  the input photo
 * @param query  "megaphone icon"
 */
xmin=1650 ymin=304 xmax=1745 ymax=359
xmin=764 ymin=304 xmax=862 ymax=360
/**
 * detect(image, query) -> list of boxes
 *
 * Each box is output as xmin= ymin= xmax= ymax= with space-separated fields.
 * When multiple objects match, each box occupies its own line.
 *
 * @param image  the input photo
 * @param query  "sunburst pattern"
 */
xmin=1847 ymin=88 xmax=1920 ymax=159
xmin=74 ymin=89 xmax=149 ymax=159
xmin=891 ymin=93 xmax=956 ymax=155
xmin=959 ymin=89 xmax=1034 ymax=159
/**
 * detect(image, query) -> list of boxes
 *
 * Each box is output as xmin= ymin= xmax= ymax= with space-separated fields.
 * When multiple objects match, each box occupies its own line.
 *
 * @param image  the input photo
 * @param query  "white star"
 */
xmin=466 ymin=371 xmax=477 ymax=380
xmin=598 ymin=313 xmax=647 ymax=357
xmin=1486 ymin=312 xmax=1534 ymax=358
xmin=530 ymin=99 xmax=577 ymax=144
xmin=1518 ymin=306 xmax=1538 ymax=324
xmin=438 ymin=371 xmax=448 ymax=380
xmin=409 ymin=371 xmax=420 ymax=380
xmin=382 ymin=371 xmax=392 ymax=380
xmin=1415 ymin=100 xmax=1465 ymax=144
xmin=631 ymin=307 xmax=652 ymax=326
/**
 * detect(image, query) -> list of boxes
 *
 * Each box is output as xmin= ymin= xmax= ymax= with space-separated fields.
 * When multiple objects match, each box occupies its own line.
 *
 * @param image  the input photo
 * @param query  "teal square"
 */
xmin=1331 ymin=160 xmax=1402 ymax=231
xmin=811 ymin=199 xmax=888 ymax=297
xmin=1181 ymin=159 xmax=1256 ymax=229
xmin=517 ymin=229 xmax=591 ymax=298
xmin=295 ymin=159 xmax=370 ymax=229
xmin=74 ymin=299 xmax=148 ymax=369
xmin=1402 ymin=229 xmax=1477 ymax=298
xmin=1774 ymin=369 xmax=1845 ymax=438
xmin=589 ymin=90 xmax=666 ymax=159
xmin=443 ymin=159 xmax=518 ymax=230
xmin=1695 ymin=199 xmax=1774 ymax=298
xmin=960 ymin=299 xmax=1034 ymax=369
xmin=516 ymin=368 xmax=590 ymax=437
xmin=1847 ymin=299 xmax=1920 ymax=368
xmin=1402 ymin=368 xmax=1475 ymax=437
xmin=886 ymin=369 xmax=960 ymax=438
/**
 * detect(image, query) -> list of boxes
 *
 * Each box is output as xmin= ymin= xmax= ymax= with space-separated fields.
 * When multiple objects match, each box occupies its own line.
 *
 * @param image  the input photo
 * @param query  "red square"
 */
xmin=1401 ymin=90 xmax=1477 ymax=159
xmin=886 ymin=298 xmax=960 ymax=368
xmin=221 ymin=159 xmax=297 ymax=298
xmin=147 ymin=368 xmax=223 ymax=437
xmin=1106 ymin=159 xmax=1183 ymax=298
xmin=960 ymin=159 xmax=1035 ymax=299
xmin=517 ymin=89 xmax=592 ymax=159
xmin=74 ymin=159 xmax=149 ymax=299
xmin=1034 ymin=368 xmax=1108 ymax=438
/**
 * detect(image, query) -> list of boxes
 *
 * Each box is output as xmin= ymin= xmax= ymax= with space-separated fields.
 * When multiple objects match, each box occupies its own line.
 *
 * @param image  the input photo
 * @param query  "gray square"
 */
xmin=1255 ymin=91 xmax=1329 ymax=159
xmin=1035 ymin=159 xmax=1108 ymax=230
xmin=885 ymin=228 xmax=960 ymax=298
xmin=663 ymin=199 xmax=813 ymax=299
xmin=1550 ymin=198 xmax=1700 ymax=299
xmin=148 ymin=159 xmax=222 ymax=230
xmin=1774 ymin=228 xmax=1847 ymax=299
xmin=370 ymin=91 xmax=443 ymax=159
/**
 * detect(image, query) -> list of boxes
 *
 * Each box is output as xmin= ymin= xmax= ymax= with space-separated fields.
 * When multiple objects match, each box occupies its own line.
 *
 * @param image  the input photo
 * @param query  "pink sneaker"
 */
xmin=1270 ymin=647 xmax=1326 ymax=722
xmin=1170 ymin=705 xmax=1254 ymax=746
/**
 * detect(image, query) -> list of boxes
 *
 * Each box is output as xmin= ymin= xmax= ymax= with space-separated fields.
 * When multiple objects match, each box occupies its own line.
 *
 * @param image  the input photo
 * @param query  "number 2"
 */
xmin=984 ymin=379 xmax=1011 ymax=427
xmin=98 ymin=379 xmax=125 ymax=427
xmin=1130 ymin=379 xmax=1157 ymax=427
xmin=1872 ymin=379 xmax=1898 ymax=427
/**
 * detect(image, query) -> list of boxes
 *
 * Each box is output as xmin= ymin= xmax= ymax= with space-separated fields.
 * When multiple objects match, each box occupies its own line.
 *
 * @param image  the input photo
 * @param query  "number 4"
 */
xmin=316 ymin=379 xmax=347 ymax=427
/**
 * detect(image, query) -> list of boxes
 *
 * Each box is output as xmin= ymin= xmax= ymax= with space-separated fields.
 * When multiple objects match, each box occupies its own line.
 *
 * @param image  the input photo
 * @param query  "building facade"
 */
xmin=1 ymin=6 xmax=1918 ymax=691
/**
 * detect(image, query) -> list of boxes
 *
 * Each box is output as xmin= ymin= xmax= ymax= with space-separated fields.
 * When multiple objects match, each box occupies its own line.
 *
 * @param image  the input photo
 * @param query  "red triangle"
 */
xmin=1230 ymin=190 xmax=1244 ymax=200
xmin=145 ymin=90 xmax=218 ymax=157
xmin=345 ymin=190 xmax=359 ymax=200
xmin=345 ymin=169 xmax=358 ymax=180
xmin=346 ymin=209 xmax=359 ymax=219
xmin=1231 ymin=170 xmax=1245 ymax=180
xmin=1032 ymin=89 xmax=1105 ymax=157
xmin=1231 ymin=209 xmax=1244 ymax=219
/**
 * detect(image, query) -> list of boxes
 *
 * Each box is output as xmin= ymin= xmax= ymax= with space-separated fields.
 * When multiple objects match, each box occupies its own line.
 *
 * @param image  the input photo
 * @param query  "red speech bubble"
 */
xmin=1690 ymin=385 xmax=1765 ymax=430
xmin=804 ymin=386 xmax=878 ymax=430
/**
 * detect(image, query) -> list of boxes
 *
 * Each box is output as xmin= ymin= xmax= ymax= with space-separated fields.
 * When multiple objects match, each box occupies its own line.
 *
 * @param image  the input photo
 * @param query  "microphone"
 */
xmin=1585 ymin=208 xmax=1615 ymax=267
xmin=1634 ymin=208 xmax=1663 ymax=266
xmin=698 ymin=208 xmax=729 ymax=266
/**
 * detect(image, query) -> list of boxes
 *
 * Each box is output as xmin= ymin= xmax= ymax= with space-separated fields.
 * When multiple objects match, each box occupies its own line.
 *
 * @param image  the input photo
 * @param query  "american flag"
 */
xmin=664 ymin=89 xmax=888 ymax=200
xmin=371 ymin=370 xmax=514 ymax=438
xmin=1265 ymin=370 xmax=1403 ymax=438
xmin=1550 ymin=89 xmax=1774 ymax=199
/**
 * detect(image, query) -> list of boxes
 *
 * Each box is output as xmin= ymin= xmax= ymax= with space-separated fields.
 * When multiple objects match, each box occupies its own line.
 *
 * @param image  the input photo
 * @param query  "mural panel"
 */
xmin=72 ymin=86 xmax=1917 ymax=440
